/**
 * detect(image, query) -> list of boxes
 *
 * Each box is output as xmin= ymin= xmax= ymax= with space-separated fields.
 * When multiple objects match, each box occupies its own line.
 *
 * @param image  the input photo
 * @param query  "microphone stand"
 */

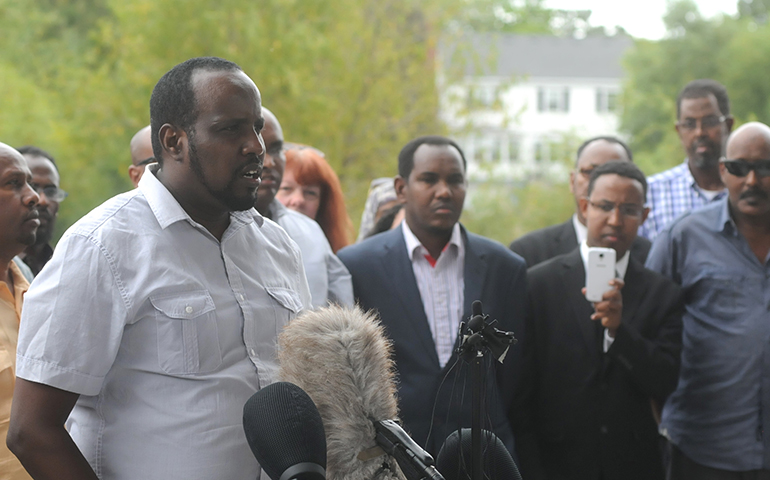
xmin=457 ymin=301 xmax=516 ymax=480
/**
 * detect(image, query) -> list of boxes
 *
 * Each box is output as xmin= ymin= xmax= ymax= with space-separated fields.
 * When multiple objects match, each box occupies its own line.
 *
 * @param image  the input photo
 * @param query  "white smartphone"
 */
xmin=585 ymin=247 xmax=616 ymax=302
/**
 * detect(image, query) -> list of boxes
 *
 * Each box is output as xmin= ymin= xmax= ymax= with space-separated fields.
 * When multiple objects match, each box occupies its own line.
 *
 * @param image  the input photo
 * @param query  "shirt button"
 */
xmin=185 ymin=305 xmax=193 ymax=314
xmin=249 ymin=348 xmax=256 ymax=356
xmin=600 ymin=426 xmax=608 ymax=434
xmin=239 ymin=294 xmax=245 ymax=302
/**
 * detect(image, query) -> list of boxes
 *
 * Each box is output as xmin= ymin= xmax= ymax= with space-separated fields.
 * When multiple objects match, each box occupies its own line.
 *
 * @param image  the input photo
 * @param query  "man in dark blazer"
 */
xmin=338 ymin=135 xmax=527 ymax=456
xmin=510 ymin=136 xmax=651 ymax=267
xmin=512 ymin=161 xmax=683 ymax=480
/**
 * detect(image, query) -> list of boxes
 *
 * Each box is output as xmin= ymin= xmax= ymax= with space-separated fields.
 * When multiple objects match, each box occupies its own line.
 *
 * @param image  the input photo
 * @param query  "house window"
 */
xmin=596 ymin=88 xmax=619 ymax=113
xmin=471 ymin=134 xmax=500 ymax=163
xmin=537 ymin=87 xmax=569 ymax=113
xmin=468 ymin=84 xmax=497 ymax=109
xmin=506 ymin=136 xmax=520 ymax=163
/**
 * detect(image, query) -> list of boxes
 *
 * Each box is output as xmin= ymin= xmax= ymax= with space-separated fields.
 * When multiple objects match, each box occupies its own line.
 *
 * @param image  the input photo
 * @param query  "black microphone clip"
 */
xmin=457 ymin=300 xmax=516 ymax=363
xmin=374 ymin=420 xmax=445 ymax=480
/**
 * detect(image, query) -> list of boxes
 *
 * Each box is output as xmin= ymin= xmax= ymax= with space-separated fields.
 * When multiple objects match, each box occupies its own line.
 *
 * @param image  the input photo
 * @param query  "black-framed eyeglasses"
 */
xmin=30 ymin=184 xmax=68 ymax=202
xmin=678 ymin=115 xmax=726 ymax=131
xmin=587 ymin=199 xmax=644 ymax=218
xmin=720 ymin=157 xmax=770 ymax=177
xmin=136 ymin=156 xmax=155 ymax=167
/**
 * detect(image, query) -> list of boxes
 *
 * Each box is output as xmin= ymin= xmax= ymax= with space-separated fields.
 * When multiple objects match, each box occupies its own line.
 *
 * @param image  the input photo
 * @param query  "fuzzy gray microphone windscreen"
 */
xmin=278 ymin=305 xmax=407 ymax=480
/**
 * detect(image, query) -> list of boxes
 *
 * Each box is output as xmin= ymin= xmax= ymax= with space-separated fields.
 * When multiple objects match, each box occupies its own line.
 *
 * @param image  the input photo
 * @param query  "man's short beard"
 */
xmin=188 ymin=130 xmax=256 ymax=212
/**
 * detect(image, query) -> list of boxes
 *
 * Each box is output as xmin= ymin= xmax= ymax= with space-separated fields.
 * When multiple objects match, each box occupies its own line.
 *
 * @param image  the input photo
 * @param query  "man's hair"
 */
xmin=575 ymin=136 xmax=633 ymax=166
xmin=587 ymin=160 xmax=648 ymax=197
xmin=397 ymin=135 xmax=467 ymax=178
xmin=16 ymin=145 xmax=58 ymax=172
xmin=149 ymin=56 xmax=242 ymax=164
xmin=676 ymin=79 xmax=731 ymax=119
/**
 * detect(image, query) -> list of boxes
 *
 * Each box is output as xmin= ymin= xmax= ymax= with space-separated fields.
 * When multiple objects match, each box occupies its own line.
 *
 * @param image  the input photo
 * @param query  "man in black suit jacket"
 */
xmin=339 ymin=136 xmax=527 ymax=456
xmin=512 ymin=161 xmax=683 ymax=480
xmin=510 ymin=136 xmax=651 ymax=267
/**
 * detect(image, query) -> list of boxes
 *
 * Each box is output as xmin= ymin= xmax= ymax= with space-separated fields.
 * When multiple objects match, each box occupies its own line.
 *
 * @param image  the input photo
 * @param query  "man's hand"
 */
xmin=582 ymin=278 xmax=624 ymax=337
xmin=7 ymin=379 xmax=98 ymax=480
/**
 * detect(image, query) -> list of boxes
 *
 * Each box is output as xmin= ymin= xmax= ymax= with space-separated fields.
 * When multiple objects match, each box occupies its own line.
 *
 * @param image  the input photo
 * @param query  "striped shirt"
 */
xmin=638 ymin=160 xmax=726 ymax=241
xmin=402 ymin=221 xmax=465 ymax=367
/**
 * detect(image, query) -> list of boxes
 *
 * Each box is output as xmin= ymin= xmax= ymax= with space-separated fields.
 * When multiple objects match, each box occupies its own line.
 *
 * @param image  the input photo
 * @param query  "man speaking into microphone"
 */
xmin=7 ymin=57 xmax=311 ymax=480
xmin=338 ymin=135 xmax=527 ymax=456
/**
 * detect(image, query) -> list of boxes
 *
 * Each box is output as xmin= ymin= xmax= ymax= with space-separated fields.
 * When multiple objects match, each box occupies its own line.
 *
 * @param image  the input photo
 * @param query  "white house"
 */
xmin=438 ymin=33 xmax=633 ymax=181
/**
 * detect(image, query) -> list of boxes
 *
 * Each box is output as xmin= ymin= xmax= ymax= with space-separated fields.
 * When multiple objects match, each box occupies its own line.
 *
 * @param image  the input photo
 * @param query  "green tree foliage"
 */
xmin=0 ymin=0 xmax=588 ymax=246
xmin=0 ymin=0 xmax=454 ymax=239
xmin=620 ymin=0 xmax=770 ymax=176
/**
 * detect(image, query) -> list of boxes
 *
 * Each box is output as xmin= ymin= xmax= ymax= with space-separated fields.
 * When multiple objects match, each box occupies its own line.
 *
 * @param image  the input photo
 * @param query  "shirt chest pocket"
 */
xmin=150 ymin=290 xmax=222 ymax=375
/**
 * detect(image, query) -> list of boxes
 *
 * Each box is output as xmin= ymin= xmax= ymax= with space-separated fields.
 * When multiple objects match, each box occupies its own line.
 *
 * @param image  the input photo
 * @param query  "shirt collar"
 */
xmin=572 ymin=213 xmax=587 ymax=245
xmin=714 ymin=196 xmax=738 ymax=236
xmin=268 ymin=198 xmax=288 ymax=221
xmin=1 ymin=261 xmax=30 ymax=320
xmin=579 ymin=240 xmax=631 ymax=280
xmin=138 ymin=164 xmax=264 ymax=230
xmin=401 ymin=220 xmax=463 ymax=261
xmin=683 ymin=158 xmax=727 ymax=200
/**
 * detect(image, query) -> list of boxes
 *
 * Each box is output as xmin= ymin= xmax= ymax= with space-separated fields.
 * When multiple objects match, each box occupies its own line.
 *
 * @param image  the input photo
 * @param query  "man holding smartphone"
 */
xmin=512 ymin=161 xmax=684 ymax=480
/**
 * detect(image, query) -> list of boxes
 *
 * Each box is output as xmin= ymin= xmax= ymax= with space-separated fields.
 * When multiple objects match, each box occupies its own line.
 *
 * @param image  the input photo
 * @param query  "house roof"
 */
xmin=443 ymin=33 xmax=634 ymax=79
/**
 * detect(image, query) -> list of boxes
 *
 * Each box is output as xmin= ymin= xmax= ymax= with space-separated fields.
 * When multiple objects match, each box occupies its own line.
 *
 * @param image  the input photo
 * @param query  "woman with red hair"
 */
xmin=277 ymin=147 xmax=353 ymax=253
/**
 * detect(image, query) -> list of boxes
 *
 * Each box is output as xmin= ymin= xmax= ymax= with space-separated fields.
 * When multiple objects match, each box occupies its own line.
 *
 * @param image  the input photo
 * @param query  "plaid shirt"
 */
xmin=638 ymin=160 xmax=727 ymax=241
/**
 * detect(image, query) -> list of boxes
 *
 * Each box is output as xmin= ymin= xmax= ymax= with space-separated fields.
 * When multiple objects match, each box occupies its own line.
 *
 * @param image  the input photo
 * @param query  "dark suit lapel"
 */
xmin=556 ymin=219 xmax=578 ymax=256
xmin=380 ymin=227 xmax=440 ymax=367
xmin=560 ymin=250 xmax=601 ymax=360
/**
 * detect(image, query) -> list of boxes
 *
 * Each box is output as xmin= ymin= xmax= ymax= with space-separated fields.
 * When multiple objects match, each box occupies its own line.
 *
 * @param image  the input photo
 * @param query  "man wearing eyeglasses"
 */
xmin=510 ymin=136 xmax=651 ymax=267
xmin=128 ymin=125 xmax=154 ymax=187
xmin=639 ymin=79 xmax=734 ymax=241
xmin=646 ymin=122 xmax=770 ymax=478
xmin=15 ymin=146 xmax=66 ymax=276
xmin=513 ymin=161 xmax=683 ymax=480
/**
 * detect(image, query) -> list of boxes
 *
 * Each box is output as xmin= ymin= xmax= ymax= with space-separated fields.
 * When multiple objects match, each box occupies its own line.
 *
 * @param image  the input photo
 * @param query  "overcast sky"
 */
xmin=544 ymin=0 xmax=738 ymax=39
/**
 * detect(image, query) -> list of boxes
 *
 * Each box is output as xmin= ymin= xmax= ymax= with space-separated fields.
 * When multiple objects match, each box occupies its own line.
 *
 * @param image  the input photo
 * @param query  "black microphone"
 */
xmin=242 ymin=381 xmax=326 ymax=480
xmin=435 ymin=429 xmax=521 ymax=480
xmin=278 ymin=305 xmax=418 ymax=479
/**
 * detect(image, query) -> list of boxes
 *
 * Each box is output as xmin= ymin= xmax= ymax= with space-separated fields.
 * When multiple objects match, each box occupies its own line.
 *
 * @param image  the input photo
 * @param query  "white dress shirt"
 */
xmin=269 ymin=199 xmax=353 ymax=308
xmin=572 ymin=213 xmax=588 ymax=246
xmin=16 ymin=166 xmax=312 ymax=480
xmin=402 ymin=221 xmax=465 ymax=367
xmin=579 ymin=240 xmax=629 ymax=352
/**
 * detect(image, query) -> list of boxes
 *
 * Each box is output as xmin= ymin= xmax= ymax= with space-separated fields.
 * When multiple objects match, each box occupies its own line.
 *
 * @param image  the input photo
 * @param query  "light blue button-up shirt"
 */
xmin=646 ymin=198 xmax=770 ymax=471
xmin=16 ymin=166 xmax=311 ymax=480
xmin=269 ymin=199 xmax=353 ymax=307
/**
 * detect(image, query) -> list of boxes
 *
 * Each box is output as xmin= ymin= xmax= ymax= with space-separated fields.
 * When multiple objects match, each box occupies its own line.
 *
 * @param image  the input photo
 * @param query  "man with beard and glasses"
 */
xmin=14 ymin=146 xmax=66 ymax=277
xmin=7 ymin=57 xmax=311 ymax=480
xmin=338 ymin=135 xmax=527 ymax=456
xmin=646 ymin=122 xmax=770 ymax=478
xmin=254 ymin=107 xmax=352 ymax=307
xmin=639 ymin=79 xmax=734 ymax=241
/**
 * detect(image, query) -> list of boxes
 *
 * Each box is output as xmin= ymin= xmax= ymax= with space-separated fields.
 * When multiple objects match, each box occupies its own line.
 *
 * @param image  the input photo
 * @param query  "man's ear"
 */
xmin=719 ymin=161 xmax=728 ymax=185
xmin=641 ymin=206 xmax=650 ymax=224
xmin=128 ymin=165 xmax=142 ymax=187
xmin=568 ymin=170 xmax=576 ymax=195
xmin=394 ymin=176 xmax=407 ymax=201
xmin=578 ymin=196 xmax=589 ymax=221
xmin=725 ymin=115 xmax=735 ymax=134
xmin=159 ymin=124 xmax=187 ymax=163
